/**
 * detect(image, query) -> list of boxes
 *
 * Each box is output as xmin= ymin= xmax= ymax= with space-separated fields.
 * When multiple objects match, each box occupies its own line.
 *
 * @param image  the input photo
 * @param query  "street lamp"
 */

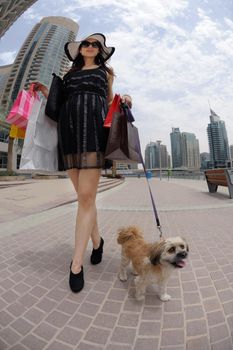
xmin=157 ymin=140 xmax=162 ymax=181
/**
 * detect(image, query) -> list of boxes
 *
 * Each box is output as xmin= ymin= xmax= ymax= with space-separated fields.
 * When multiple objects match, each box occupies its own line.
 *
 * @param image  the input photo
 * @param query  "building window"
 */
xmin=17 ymin=154 xmax=21 ymax=169
xmin=0 ymin=152 xmax=7 ymax=169
xmin=0 ymin=128 xmax=9 ymax=143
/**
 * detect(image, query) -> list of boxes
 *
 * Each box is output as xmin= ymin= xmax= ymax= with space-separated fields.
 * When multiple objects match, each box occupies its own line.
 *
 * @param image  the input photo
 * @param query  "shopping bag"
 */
xmin=9 ymin=125 xmax=26 ymax=139
xmin=45 ymin=73 xmax=64 ymax=122
xmin=6 ymin=85 xmax=39 ymax=129
xmin=104 ymin=94 xmax=121 ymax=128
xmin=105 ymin=105 xmax=141 ymax=163
xmin=20 ymin=98 xmax=58 ymax=171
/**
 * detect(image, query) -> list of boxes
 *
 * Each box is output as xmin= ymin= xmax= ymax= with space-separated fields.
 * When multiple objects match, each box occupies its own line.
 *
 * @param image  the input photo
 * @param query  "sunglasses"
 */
xmin=80 ymin=41 xmax=100 ymax=49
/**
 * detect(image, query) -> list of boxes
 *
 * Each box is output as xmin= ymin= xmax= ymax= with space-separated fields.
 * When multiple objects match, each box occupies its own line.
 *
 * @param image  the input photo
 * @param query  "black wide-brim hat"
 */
xmin=64 ymin=33 xmax=115 ymax=62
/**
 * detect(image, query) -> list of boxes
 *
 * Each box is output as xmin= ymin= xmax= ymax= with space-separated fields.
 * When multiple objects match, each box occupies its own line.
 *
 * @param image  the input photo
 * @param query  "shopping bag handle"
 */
xmin=121 ymin=103 xmax=135 ymax=123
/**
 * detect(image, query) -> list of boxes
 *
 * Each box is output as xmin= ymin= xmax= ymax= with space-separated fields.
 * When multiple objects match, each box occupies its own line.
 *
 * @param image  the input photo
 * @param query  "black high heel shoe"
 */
xmin=69 ymin=262 xmax=84 ymax=293
xmin=90 ymin=237 xmax=104 ymax=265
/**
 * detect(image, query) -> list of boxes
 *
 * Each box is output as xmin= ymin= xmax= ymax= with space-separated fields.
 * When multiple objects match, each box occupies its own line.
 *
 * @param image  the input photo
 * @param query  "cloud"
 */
xmin=0 ymin=51 xmax=17 ymax=65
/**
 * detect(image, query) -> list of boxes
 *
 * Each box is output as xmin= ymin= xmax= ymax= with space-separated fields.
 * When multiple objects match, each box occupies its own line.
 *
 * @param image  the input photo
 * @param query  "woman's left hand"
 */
xmin=121 ymin=94 xmax=132 ymax=109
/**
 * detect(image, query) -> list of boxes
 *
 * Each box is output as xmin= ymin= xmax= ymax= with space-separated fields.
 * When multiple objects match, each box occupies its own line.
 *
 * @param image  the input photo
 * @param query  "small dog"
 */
xmin=117 ymin=226 xmax=189 ymax=301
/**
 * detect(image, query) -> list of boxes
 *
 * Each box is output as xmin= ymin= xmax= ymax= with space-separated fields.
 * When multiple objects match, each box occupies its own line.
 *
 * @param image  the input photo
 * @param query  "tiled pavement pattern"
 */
xmin=0 ymin=177 xmax=233 ymax=350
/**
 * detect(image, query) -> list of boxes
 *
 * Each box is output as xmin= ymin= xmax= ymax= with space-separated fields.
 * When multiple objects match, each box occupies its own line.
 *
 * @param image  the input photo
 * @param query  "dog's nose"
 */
xmin=177 ymin=251 xmax=187 ymax=259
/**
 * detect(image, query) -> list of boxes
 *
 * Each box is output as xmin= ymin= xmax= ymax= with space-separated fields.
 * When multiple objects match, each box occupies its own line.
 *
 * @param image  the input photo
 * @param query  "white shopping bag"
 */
xmin=20 ymin=97 xmax=58 ymax=171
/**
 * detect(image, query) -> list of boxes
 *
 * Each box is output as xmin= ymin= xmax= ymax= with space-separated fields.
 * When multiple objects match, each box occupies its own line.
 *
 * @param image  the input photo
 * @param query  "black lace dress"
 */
xmin=58 ymin=66 xmax=110 ymax=170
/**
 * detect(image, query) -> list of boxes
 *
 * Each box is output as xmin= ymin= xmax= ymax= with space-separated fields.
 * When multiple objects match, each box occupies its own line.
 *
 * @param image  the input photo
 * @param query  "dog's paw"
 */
xmin=131 ymin=270 xmax=138 ymax=276
xmin=159 ymin=293 xmax=171 ymax=302
xmin=118 ymin=271 xmax=128 ymax=282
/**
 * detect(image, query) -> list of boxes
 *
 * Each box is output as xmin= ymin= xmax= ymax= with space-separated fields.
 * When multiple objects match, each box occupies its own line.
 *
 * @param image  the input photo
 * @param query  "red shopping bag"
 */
xmin=6 ymin=84 xmax=39 ymax=129
xmin=104 ymin=94 xmax=121 ymax=128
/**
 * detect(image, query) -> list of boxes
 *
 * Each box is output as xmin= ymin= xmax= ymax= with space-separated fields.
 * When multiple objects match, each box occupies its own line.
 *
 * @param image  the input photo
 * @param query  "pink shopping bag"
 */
xmin=6 ymin=85 xmax=39 ymax=129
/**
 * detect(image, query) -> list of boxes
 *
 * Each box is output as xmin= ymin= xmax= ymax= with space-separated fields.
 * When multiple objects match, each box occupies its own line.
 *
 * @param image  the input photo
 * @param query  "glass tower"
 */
xmin=170 ymin=128 xmax=182 ymax=168
xmin=207 ymin=109 xmax=230 ymax=168
xmin=1 ymin=16 xmax=78 ymax=109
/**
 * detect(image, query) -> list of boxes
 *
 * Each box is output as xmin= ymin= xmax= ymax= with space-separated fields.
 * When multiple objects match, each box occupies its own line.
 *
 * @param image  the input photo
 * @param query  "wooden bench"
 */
xmin=204 ymin=169 xmax=233 ymax=199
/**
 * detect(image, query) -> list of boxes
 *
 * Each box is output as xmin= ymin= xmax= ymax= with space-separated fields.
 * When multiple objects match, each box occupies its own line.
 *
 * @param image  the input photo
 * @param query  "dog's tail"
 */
xmin=117 ymin=226 xmax=142 ymax=245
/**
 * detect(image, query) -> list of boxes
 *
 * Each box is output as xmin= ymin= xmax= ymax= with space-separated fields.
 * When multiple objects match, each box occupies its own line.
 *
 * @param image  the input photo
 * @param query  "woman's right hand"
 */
xmin=30 ymin=82 xmax=49 ymax=98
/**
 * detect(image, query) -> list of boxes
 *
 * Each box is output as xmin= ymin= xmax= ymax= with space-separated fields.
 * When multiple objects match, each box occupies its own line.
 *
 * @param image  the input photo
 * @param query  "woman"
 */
xmin=34 ymin=33 xmax=132 ymax=293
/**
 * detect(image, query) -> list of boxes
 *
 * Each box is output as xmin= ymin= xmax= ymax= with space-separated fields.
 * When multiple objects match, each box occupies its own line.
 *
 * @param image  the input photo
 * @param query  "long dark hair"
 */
xmin=67 ymin=44 xmax=114 ymax=76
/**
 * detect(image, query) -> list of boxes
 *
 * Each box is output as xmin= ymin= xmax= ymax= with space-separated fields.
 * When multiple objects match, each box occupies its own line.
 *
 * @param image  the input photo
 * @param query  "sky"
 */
xmin=0 ymin=0 xmax=233 ymax=155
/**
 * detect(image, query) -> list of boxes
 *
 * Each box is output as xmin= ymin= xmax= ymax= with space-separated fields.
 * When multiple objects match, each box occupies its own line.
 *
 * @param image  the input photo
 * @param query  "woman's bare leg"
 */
xmin=67 ymin=169 xmax=101 ymax=251
xmin=67 ymin=168 xmax=101 ymax=273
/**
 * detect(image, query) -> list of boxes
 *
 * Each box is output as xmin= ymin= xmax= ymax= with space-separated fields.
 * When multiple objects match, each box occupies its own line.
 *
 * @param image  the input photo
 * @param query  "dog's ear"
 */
xmin=150 ymin=240 xmax=166 ymax=265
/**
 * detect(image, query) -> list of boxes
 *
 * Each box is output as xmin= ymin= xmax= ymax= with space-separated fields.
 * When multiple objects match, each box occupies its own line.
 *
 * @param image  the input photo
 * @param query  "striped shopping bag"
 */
xmin=6 ymin=85 xmax=39 ymax=129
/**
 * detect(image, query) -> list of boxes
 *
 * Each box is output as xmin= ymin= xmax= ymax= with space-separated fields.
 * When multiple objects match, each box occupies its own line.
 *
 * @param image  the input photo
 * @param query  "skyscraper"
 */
xmin=0 ymin=0 xmax=37 ymax=38
xmin=207 ymin=109 xmax=230 ymax=168
xmin=145 ymin=141 xmax=170 ymax=169
xmin=181 ymin=132 xmax=200 ymax=169
xmin=170 ymin=128 xmax=200 ymax=169
xmin=170 ymin=128 xmax=182 ymax=168
xmin=1 ymin=16 xmax=78 ymax=109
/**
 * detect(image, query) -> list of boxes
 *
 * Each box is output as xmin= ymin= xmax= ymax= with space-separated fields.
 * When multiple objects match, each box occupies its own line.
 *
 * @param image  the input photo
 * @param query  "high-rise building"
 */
xmin=229 ymin=145 xmax=233 ymax=160
xmin=145 ymin=141 xmax=170 ymax=169
xmin=1 ymin=16 xmax=78 ymax=109
xmin=170 ymin=127 xmax=200 ymax=169
xmin=207 ymin=109 xmax=230 ymax=168
xmin=170 ymin=128 xmax=182 ymax=168
xmin=181 ymin=132 xmax=200 ymax=169
xmin=200 ymin=152 xmax=210 ymax=170
xmin=0 ymin=0 xmax=37 ymax=38
xmin=0 ymin=64 xmax=12 ymax=102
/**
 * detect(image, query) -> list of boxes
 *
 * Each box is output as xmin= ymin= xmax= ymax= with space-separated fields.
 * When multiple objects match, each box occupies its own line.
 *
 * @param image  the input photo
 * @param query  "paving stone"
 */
xmin=209 ymin=323 xmax=230 ymax=343
xmin=163 ymin=312 xmax=184 ymax=328
xmin=138 ymin=321 xmax=161 ymax=336
xmin=78 ymin=342 xmax=104 ymax=350
xmin=110 ymin=327 xmax=136 ymax=345
xmin=10 ymin=317 xmax=34 ymax=336
xmin=0 ymin=327 xmax=21 ymax=345
xmin=207 ymin=310 xmax=225 ymax=326
xmin=186 ymin=319 xmax=208 ymax=337
xmin=185 ymin=304 xmax=204 ymax=320
xmin=23 ymin=307 xmax=45 ymax=324
xmin=0 ymin=310 xmax=14 ymax=327
xmin=36 ymin=296 xmax=57 ymax=312
xmin=33 ymin=322 xmax=58 ymax=341
xmin=57 ymin=299 xmax=79 ymax=315
xmin=7 ymin=302 xmax=27 ymax=317
xmin=69 ymin=313 xmax=93 ymax=330
xmin=211 ymin=338 xmax=233 ymax=350
xmin=42 ymin=340 xmax=73 ymax=350
xmin=79 ymin=302 xmax=100 ymax=316
xmin=161 ymin=329 xmax=184 ymax=346
xmin=57 ymin=326 xmax=83 ymax=346
xmin=84 ymin=326 xmax=111 ymax=345
xmin=186 ymin=335 xmax=210 ymax=350
xmin=102 ymin=300 xmax=122 ymax=314
xmin=94 ymin=313 xmax=118 ymax=329
xmin=134 ymin=337 xmax=159 ymax=350
xmin=45 ymin=310 xmax=70 ymax=328
xmin=141 ymin=306 xmax=162 ymax=320
xmin=118 ymin=312 xmax=139 ymax=327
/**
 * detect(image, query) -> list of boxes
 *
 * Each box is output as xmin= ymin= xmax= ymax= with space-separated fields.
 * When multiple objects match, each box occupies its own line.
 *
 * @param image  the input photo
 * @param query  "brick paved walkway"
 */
xmin=0 ymin=178 xmax=233 ymax=350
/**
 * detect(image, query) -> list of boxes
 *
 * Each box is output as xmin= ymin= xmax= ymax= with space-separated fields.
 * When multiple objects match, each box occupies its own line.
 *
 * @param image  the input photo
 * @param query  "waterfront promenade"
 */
xmin=0 ymin=177 xmax=233 ymax=350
